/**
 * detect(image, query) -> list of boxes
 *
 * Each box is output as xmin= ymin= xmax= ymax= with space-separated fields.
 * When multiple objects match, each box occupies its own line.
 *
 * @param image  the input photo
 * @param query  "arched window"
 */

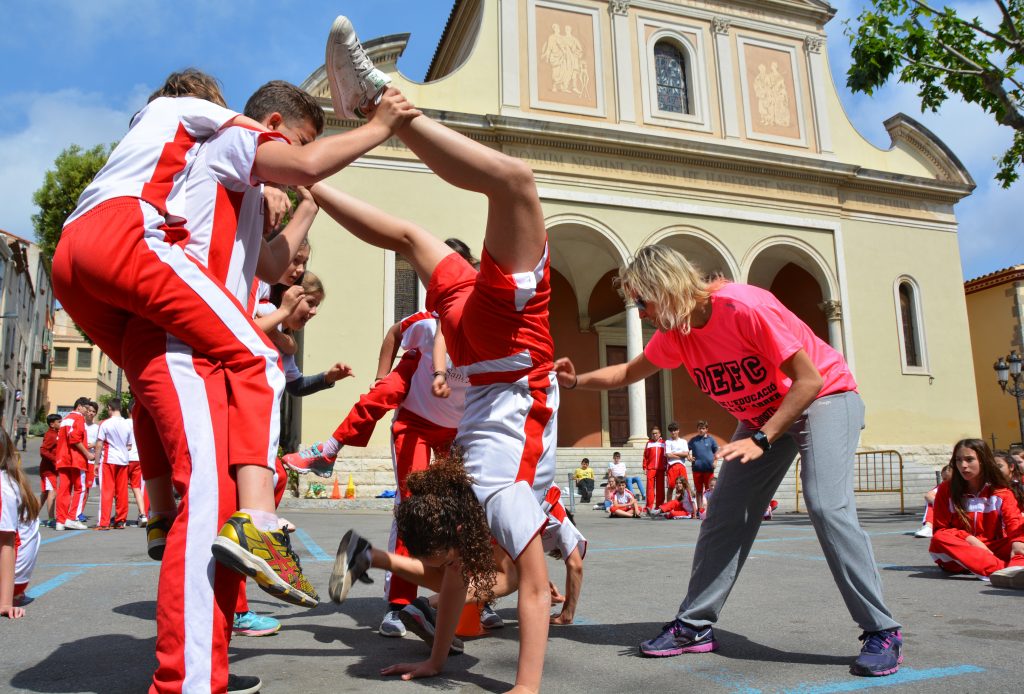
xmin=393 ymin=255 xmax=419 ymax=323
xmin=894 ymin=277 xmax=928 ymax=372
xmin=654 ymin=41 xmax=688 ymax=114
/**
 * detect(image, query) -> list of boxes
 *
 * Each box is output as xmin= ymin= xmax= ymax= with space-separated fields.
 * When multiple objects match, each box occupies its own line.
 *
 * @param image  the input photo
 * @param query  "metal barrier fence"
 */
xmin=795 ymin=449 xmax=905 ymax=513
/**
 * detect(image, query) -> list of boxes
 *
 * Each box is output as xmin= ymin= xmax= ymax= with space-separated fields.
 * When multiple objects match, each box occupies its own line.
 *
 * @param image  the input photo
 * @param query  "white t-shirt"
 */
xmin=126 ymin=420 xmax=140 ymax=463
xmin=612 ymin=489 xmax=635 ymax=505
xmin=665 ymin=437 xmax=690 ymax=466
xmin=86 ymin=423 xmax=99 ymax=448
xmin=0 ymin=470 xmax=20 ymax=534
xmin=97 ymin=414 xmax=133 ymax=466
xmin=398 ymin=312 xmax=467 ymax=429
xmin=67 ymin=96 xmax=238 ymax=226
xmin=608 ymin=460 xmax=626 ymax=478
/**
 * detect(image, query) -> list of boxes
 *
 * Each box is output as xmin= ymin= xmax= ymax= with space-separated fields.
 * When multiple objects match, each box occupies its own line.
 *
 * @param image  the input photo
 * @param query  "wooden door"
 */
xmin=606 ymin=345 xmax=629 ymax=446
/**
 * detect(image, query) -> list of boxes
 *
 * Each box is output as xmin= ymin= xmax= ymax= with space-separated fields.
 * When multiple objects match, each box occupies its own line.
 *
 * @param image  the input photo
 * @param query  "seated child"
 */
xmin=928 ymin=439 xmax=1024 ymax=587
xmin=608 ymin=477 xmax=642 ymax=518
xmin=647 ymin=476 xmax=695 ymax=519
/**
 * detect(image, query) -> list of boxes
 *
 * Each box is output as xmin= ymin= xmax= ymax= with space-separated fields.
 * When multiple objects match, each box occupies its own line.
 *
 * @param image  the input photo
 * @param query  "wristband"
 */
xmin=432 ymin=370 xmax=447 ymax=379
xmin=564 ymin=375 xmax=578 ymax=390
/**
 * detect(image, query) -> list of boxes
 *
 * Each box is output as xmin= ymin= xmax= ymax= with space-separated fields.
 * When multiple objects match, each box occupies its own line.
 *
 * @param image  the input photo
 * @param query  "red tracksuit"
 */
xmin=331 ymin=347 xmax=458 ymax=606
xmin=39 ymin=428 xmax=59 ymax=495
xmin=928 ymin=480 xmax=1024 ymax=576
xmin=643 ymin=438 xmax=667 ymax=510
xmin=55 ymin=411 xmax=88 ymax=524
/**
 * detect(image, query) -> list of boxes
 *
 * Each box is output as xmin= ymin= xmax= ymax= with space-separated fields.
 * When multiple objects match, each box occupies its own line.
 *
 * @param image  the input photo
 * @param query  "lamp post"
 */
xmin=993 ymin=350 xmax=1024 ymax=446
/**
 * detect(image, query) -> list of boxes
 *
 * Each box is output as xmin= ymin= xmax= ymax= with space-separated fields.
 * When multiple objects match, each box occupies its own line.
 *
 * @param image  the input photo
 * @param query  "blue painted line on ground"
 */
xmin=780 ymin=665 xmax=985 ymax=694
xmin=39 ymin=530 xmax=86 ymax=545
xmin=293 ymin=528 xmax=332 ymax=562
xmin=25 ymin=570 xmax=86 ymax=599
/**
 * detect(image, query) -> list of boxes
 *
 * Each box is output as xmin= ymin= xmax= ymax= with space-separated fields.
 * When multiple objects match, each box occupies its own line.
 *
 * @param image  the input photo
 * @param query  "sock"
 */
xmin=321 ymin=437 xmax=342 ymax=459
xmin=240 ymin=508 xmax=279 ymax=531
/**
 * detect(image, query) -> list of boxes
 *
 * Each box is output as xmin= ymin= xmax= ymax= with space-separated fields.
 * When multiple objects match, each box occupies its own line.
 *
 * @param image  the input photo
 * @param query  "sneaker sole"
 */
xmin=233 ymin=625 xmax=282 ymax=637
xmin=989 ymin=568 xmax=1024 ymax=589
xmin=148 ymin=538 xmax=166 ymax=561
xmin=640 ymin=639 xmax=718 ymax=657
xmin=849 ymin=653 xmax=904 ymax=677
xmin=328 ymin=531 xmax=364 ymax=603
xmin=211 ymin=537 xmax=318 ymax=609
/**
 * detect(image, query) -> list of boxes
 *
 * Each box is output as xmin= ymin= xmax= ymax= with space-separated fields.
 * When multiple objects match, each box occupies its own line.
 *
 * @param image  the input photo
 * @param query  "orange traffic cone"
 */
xmin=344 ymin=474 xmax=356 ymax=499
xmin=455 ymin=601 xmax=485 ymax=637
xmin=330 ymin=477 xmax=341 ymax=499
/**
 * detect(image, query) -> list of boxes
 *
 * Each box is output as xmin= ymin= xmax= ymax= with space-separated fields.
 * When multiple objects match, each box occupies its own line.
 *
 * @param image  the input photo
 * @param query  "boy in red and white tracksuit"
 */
xmin=54 ymin=398 xmax=95 ymax=529
xmin=929 ymin=480 xmax=1024 ymax=576
xmin=664 ymin=423 xmax=693 ymax=499
xmin=96 ymin=401 xmax=134 ymax=528
xmin=80 ymin=405 xmax=99 ymax=520
xmin=643 ymin=428 xmax=667 ymax=511
xmin=38 ymin=415 xmax=60 ymax=526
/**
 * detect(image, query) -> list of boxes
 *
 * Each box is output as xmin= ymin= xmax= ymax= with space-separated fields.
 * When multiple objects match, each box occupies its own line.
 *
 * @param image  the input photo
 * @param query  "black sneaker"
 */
xmin=328 ymin=529 xmax=372 ymax=603
xmin=226 ymin=673 xmax=262 ymax=694
xmin=850 ymin=629 xmax=903 ymax=676
xmin=639 ymin=619 xmax=718 ymax=657
xmin=398 ymin=597 xmax=465 ymax=655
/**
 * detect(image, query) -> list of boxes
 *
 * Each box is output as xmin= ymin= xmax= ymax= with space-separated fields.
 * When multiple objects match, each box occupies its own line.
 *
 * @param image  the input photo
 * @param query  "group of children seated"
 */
xmin=916 ymin=440 xmax=1024 ymax=589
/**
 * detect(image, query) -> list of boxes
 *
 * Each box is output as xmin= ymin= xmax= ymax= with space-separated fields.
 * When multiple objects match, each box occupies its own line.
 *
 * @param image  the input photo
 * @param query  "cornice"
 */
xmin=884 ymin=113 xmax=974 ymax=188
xmin=964 ymin=265 xmax=1024 ymax=294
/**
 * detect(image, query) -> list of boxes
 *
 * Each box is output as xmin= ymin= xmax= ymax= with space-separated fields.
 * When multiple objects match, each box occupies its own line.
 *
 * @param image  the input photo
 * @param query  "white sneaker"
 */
xmin=914 ymin=525 xmax=933 ymax=538
xmin=326 ymin=15 xmax=392 ymax=119
xmin=480 ymin=603 xmax=504 ymax=629
xmin=63 ymin=520 xmax=87 ymax=530
xmin=55 ymin=523 xmax=66 ymax=531
xmin=989 ymin=565 xmax=1024 ymax=589
xmin=379 ymin=609 xmax=407 ymax=637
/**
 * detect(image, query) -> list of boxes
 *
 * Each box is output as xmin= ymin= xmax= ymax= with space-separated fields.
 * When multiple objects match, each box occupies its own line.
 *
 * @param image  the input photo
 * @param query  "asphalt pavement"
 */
xmin=5 ymin=442 xmax=1022 ymax=693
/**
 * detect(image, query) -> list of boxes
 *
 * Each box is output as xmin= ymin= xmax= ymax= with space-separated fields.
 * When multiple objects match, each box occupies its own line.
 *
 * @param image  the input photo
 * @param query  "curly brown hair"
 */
xmin=148 ymin=68 xmax=227 ymax=107
xmin=395 ymin=454 xmax=497 ymax=604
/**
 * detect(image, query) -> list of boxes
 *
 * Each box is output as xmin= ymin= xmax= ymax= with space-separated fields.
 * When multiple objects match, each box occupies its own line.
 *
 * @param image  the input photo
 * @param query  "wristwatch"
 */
xmin=751 ymin=430 xmax=771 ymax=452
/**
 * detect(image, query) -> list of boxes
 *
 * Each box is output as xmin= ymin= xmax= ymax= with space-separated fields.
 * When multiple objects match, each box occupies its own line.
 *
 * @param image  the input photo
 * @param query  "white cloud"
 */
xmin=0 ymin=87 xmax=149 ymax=240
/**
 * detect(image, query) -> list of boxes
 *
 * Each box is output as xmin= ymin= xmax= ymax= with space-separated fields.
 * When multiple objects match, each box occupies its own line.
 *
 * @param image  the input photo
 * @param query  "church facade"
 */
xmin=294 ymin=0 xmax=979 ymax=459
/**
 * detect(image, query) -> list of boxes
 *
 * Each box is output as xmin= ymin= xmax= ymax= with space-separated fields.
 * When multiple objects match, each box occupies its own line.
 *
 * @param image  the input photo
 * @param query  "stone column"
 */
xmin=625 ymin=301 xmax=649 ymax=446
xmin=819 ymin=299 xmax=844 ymax=355
xmin=804 ymin=35 xmax=833 ymax=154
xmin=712 ymin=16 xmax=741 ymax=140
xmin=609 ymin=0 xmax=634 ymax=122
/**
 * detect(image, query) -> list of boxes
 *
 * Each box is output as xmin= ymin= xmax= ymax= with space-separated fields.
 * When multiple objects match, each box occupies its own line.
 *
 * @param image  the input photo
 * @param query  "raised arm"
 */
xmin=257 ymin=186 xmax=318 ymax=283
xmin=375 ymin=321 xmax=403 ymax=381
xmin=554 ymin=352 xmax=660 ymax=392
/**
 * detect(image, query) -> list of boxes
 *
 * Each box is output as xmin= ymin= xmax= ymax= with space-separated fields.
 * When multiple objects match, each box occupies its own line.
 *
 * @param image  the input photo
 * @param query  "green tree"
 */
xmin=845 ymin=0 xmax=1024 ymax=186
xmin=31 ymin=143 xmax=114 ymax=263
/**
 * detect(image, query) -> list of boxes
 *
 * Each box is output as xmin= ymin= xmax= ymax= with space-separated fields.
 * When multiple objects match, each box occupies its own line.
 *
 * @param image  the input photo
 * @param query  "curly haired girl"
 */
xmin=329 ymin=455 xmax=498 ymax=675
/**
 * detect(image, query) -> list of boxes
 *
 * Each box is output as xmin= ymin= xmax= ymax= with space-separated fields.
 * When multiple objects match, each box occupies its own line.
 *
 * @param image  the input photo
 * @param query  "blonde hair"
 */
xmin=617 ymin=245 xmax=712 ymax=333
xmin=301 ymin=270 xmax=324 ymax=299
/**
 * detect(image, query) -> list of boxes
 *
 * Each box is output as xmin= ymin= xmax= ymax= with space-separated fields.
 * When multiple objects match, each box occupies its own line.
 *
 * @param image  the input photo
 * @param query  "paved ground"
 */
xmin=5 ymin=444 xmax=1022 ymax=693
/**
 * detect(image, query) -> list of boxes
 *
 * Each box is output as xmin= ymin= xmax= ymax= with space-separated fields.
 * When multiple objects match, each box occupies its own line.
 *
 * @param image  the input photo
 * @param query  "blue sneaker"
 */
xmin=77 ymin=514 xmax=89 ymax=522
xmin=232 ymin=611 xmax=281 ymax=637
xmin=850 ymin=629 xmax=902 ymax=676
xmin=639 ymin=619 xmax=718 ymax=657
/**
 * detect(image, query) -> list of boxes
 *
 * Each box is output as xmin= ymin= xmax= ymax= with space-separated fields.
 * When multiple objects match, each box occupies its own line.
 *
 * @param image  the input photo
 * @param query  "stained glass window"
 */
xmin=655 ymin=41 xmax=688 ymax=114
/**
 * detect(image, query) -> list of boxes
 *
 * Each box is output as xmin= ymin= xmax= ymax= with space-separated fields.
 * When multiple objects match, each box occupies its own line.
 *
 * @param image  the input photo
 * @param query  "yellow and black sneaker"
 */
xmin=147 ymin=513 xmax=173 ymax=561
xmin=212 ymin=512 xmax=319 ymax=608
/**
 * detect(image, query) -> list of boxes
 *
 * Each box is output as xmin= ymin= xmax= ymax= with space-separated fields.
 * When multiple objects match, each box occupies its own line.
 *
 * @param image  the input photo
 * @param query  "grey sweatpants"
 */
xmin=678 ymin=391 xmax=900 ymax=632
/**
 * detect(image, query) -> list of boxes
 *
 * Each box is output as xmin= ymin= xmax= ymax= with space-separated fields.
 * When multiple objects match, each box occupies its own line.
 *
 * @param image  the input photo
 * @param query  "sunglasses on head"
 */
xmin=633 ymin=297 xmax=647 ymax=311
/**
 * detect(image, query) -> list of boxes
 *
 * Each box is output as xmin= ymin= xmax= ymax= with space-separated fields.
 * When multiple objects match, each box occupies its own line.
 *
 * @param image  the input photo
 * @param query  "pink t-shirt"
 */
xmin=644 ymin=283 xmax=856 ymax=428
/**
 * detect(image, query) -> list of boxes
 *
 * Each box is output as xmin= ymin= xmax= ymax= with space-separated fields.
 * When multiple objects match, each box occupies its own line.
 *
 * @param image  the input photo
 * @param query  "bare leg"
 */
xmin=144 ymin=475 xmax=174 ymax=516
xmin=395 ymin=117 xmax=546 ymax=274
xmin=370 ymin=548 xmax=445 ymax=593
xmin=310 ymin=183 xmax=450 ymax=287
xmin=236 ymin=465 xmax=276 ymax=514
xmin=503 ymin=535 xmax=549 ymax=693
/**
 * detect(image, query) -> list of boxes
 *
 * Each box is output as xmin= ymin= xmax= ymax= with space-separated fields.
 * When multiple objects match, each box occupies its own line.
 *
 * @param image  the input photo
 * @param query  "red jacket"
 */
xmin=40 ymin=428 xmax=59 ymax=466
xmin=643 ymin=438 xmax=666 ymax=472
xmin=55 ymin=411 xmax=88 ymax=471
xmin=932 ymin=480 xmax=1024 ymax=544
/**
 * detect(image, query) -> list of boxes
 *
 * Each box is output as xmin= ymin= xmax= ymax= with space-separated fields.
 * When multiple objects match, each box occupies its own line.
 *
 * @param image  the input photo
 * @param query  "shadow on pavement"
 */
xmin=10 ymin=634 xmax=154 ymax=693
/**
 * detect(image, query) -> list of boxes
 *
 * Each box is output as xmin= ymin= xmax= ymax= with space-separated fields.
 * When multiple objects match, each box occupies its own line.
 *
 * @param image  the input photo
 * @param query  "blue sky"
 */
xmin=0 ymin=0 xmax=1018 ymax=280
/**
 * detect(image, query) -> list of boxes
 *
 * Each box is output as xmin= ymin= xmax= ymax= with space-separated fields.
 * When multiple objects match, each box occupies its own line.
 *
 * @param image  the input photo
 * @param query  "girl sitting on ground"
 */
xmin=928 ymin=439 xmax=1024 ymax=588
xmin=648 ymin=476 xmax=695 ymax=519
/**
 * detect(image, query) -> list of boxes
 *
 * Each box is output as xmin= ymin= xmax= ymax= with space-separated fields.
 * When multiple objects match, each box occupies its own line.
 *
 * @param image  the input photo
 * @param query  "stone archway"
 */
xmin=647 ymin=225 xmax=740 ymax=280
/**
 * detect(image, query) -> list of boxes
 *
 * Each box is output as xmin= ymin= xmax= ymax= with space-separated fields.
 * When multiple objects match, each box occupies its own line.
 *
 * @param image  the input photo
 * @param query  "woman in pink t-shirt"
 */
xmin=554 ymin=245 xmax=902 ymax=678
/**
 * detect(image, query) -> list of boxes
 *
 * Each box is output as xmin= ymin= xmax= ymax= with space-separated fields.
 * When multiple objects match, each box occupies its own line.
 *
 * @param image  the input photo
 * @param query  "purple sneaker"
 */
xmin=639 ymin=620 xmax=718 ymax=657
xmin=850 ymin=629 xmax=903 ymax=676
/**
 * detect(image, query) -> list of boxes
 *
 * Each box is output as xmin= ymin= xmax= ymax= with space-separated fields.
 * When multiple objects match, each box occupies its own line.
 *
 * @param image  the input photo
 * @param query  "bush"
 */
xmin=29 ymin=421 xmax=48 ymax=437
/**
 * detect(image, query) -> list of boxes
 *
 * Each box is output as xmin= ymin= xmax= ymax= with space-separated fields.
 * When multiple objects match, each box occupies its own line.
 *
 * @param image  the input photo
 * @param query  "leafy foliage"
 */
xmin=846 ymin=0 xmax=1024 ymax=186
xmin=31 ymin=143 xmax=114 ymax=263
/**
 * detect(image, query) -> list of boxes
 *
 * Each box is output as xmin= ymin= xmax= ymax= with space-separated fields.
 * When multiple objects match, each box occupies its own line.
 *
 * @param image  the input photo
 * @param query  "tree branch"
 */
xmin=908 ymin=58 xmax=984 ymax=76
xmin=910 ymin=0 xmax=1024 ymax=50
xmin=980 ymin=71 xmax=1024 ymax=130
xmin=995 ymin=0 xmax=1022 ymax=44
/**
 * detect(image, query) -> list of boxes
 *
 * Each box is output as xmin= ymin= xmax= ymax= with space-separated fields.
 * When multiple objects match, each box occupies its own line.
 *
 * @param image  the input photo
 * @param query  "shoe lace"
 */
xmin=661 ymin=620 xmax=688 ymax=637
xmin=279 ymin=530 xmax=304 ymax=574
xmin=347 ymin=38 xmax=373 ymax=74
xmin=858 ymin=630 xmax=893 ymax=654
